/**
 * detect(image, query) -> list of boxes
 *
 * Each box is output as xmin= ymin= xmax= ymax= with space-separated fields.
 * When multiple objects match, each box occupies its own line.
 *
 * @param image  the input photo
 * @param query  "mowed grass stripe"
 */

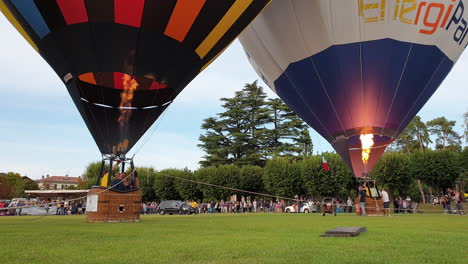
xmin=0 ymin=214 xmax=466 ymax=264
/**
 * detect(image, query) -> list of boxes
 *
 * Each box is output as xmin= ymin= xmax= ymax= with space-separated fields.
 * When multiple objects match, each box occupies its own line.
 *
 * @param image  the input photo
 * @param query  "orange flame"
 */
xmin=360 ymin=134 xmax=374 ymax=165
xmin=118 ymin=74 xmax=138 ymax=127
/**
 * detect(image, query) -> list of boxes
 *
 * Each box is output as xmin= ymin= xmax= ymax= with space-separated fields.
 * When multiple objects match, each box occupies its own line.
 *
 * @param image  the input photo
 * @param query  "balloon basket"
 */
xmin=355 ymin=197 xmax=384 ymax=216
xmin=86 ymin=186 xmax=141 ymax=223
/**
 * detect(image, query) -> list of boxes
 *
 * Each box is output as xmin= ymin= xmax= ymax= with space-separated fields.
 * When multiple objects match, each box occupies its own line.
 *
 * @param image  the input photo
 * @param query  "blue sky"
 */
xmin=0 ymin=14 xmax=466 ymax=180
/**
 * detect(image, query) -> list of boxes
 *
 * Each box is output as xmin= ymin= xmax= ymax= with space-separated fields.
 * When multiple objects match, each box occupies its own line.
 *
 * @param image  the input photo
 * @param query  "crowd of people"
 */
xmin=430 ymin=189 xmax=465 ymax=215
xmin=141 ymin=199 xmax=320 ymax=214
xmin=141 ymin=198 xmax=363 ymax=215
xmin=1 ymin=187 xmax=464 ymax=216
xmin=392 ymin=196 xmax=416 ymax=214
xmin=53 ymin=200 xmax=86 ymax=215
xmin=0 ymin=199 xmax=45 ymax=216
xmin=0 ymin=199 xmax=86 ymax=216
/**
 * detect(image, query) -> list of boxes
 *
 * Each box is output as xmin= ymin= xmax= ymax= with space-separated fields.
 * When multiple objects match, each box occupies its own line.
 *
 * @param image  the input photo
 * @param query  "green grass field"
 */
xmin=1 ymin=213 xmax=466 ymax=264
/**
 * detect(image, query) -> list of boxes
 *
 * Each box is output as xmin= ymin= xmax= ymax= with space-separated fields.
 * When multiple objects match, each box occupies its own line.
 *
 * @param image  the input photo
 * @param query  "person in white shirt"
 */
xmin=381 ymin=188 xmax=390 ymax=216
xmin=346 ymin=197 xmax=353 ymax=213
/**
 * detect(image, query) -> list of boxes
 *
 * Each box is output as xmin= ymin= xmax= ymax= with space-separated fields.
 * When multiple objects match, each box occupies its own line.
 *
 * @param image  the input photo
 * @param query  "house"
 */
xmin=35 ymin=175 xmax=81 ymax=190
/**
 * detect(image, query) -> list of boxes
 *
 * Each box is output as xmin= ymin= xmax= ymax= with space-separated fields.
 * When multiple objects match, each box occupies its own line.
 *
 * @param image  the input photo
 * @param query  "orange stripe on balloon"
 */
xmin=164 ymin=0 xmax=206 ymax=42
xmin=78 ymin=73 xmax=97 ymax=85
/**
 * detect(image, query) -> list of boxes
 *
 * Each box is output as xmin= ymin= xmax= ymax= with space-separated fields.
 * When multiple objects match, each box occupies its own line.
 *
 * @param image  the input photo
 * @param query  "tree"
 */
xmin=263 ymin=98 xmax=313 ymax=158
xmin=263 ymin=158 xmax=304 ymax=197
xmin=153 ymin=169 xmax=182 ymax=201
xmin=4 ymin=172 xmax=24 ymax=198
xmin=458 ymin=147 xmax=468 ymax=193
xmin=172 ymin=168 xmax=203 ymax=201
xmin=0 ymin=173 xmax=13 ymax=199
xmin=66 ymin=185 xmax=78 ymax=190
xmin=238 ymin=165 xmax=265 ymax=198
xmin=199 ymin=81 xmax=312 ymax=167
xmin=194 ymin=165 xmax=240 ymax=201
xmin=394 ymin=116 xmax=431 ymax=152
xmin=77 ymin=177 xmax=87 ymax=189
xmin=301 ymin=154 xmax=355 ymax=199
xmin=82 ymin=161 xmax=121 ymax=188
xmin=411 ymin=150 xmax=460 ymax=193
xmin=82 ymin=161 xmax=108 ymax=188
xmin=370 ymin=152 xmax=413 ymax=198
xmin=464 ymin=110 xmax=468 ymax=144
xmin=427 ymin=117 xmax=461 ymax=150
xmin=137 ymin=167 xmax=158 ymax=202
xmin=199 ymin=81 xmax=270 ymax=167
xmin=23 ymin=178 xmax=39 ymax=190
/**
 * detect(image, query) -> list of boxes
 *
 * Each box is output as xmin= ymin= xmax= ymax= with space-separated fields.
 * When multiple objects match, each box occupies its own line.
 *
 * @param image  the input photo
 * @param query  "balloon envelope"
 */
xmin=1 ymin=0 xmax=270 ymax=154
xmin=240 ymin=0 xmax=467 ymax=177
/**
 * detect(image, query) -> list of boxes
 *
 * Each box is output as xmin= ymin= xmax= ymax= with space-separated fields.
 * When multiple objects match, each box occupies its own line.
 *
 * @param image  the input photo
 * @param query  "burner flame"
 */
xmin=118 ymin=74 xmax=138 ymax=127
xmin=360 ymin=134 xmax=374 ymax=165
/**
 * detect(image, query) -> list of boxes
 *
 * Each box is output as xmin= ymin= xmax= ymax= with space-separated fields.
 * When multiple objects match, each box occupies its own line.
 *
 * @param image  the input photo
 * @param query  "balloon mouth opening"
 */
xmin=360 ymin=134 xmax=374 ymax=165
xmin=335 ymin=133 xmax=395 ymax=178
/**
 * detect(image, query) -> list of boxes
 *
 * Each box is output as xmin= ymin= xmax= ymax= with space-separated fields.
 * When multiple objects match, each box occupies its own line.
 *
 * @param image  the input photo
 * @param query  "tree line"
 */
xmin=81 ymin=147 xmax=467 ymax=203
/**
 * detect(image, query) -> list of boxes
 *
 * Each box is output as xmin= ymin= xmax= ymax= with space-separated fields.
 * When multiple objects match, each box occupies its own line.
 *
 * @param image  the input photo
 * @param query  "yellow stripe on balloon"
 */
xmin=196 ymin=0 xmax=253 ymax=59
xmin=0 ymin=1 xmax=39 ymax=52
xmin=200 ymin=0 xmax=272 ymax=71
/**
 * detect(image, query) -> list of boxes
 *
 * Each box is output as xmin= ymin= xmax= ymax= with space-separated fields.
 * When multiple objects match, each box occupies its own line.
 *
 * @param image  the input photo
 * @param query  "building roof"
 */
xmin=22 ymin=176 xmax=33 ymax=181
xmin=35 ymin=176 xmax=80 ymax=184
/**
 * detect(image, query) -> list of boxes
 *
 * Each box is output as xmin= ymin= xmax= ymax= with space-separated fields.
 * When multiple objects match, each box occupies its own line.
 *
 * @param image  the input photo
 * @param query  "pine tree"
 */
xmin=198 ymin=81 xmax=270 ymax=166
xmin=199 ymin=81 xmax=313 ymax=166
xmin=263 ymin=98 xmax=312 ymax=158
xmin=427 ymin=117 xmax=461 ymax=150
xmin=395 ymin=116 xmax=432 ymax=152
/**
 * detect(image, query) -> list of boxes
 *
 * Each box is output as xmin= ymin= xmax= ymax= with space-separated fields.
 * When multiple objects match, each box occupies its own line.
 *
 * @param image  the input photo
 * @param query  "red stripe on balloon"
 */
xmin=114 ymin=0 xmax=145 ymax=28
xmin=113 ymin=72 xmax=125 ymax=90
xmin=149 ymin=81 xmax=168 ymax=90
xmin=56 ymin=0 xmax=88 ymax=25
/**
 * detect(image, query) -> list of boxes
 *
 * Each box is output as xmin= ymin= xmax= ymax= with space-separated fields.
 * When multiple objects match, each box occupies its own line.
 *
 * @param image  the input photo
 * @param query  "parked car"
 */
xmin=158 ymin=200 xmax=183 ymax=215
xmin=285 ymin=202 xmax=317 ymax=213
xmin=181 ymin=202 xmax=197 ymax=215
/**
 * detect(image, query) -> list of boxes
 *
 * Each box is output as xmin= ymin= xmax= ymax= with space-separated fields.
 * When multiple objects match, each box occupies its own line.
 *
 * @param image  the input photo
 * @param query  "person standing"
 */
xmin=445 ymin=189 xmax=453 ymax=214
xmin=358 ymin=186 xmax=367 ymax=216
xmin=381 ymin=188 xmax=390 ymax=216
xmin=346 ymin=197 xmax=353 ymax=213
xmin=455 ymin=191 xmax=465 ymax=216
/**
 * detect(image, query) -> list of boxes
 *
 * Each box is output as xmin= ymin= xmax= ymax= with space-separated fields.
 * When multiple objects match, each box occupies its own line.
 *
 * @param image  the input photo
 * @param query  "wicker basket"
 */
xmin=355 ymin=197 xmax=384 ymax=216
xmin=86 ymin=186 xmax=141 ymax=223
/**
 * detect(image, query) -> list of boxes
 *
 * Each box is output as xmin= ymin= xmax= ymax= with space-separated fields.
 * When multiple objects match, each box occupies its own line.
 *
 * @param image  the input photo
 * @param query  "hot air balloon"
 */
xmin=240 ymin=0 xmax=468 ymax=178
xmin=0 ymin=0 xmax=270 ymax=222
xmin=1 ymin=0 xmax=270 ymax=156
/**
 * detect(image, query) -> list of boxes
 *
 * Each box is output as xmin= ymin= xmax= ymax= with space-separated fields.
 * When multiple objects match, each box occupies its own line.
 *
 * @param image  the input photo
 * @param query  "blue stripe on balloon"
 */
xmin=11 ymin=0 xmax=50 ymax=38
xmin=274 ymin=38 xmax=453 ymax=142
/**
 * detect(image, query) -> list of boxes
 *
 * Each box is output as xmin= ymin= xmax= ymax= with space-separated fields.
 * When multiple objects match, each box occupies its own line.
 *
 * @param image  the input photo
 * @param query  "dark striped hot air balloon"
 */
xmin=0 ymin=0 xmax=270 ymax=155
xmin=240 ymin=0 xmax=468 ymax=178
